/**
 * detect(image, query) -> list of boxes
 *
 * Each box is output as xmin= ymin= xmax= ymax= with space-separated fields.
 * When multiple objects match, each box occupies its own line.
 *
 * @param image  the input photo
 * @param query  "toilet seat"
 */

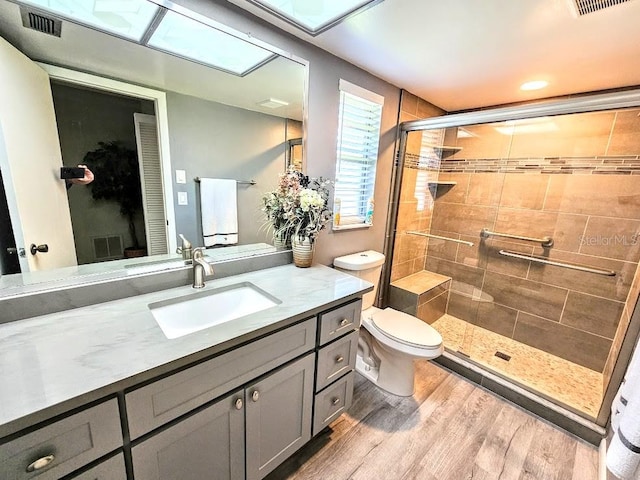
xmin=370 ymin=308 xmax=442 ymax=350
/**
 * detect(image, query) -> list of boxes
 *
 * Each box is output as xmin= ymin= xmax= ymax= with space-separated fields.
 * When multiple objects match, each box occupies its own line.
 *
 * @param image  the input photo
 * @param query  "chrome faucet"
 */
xmin=176 ymin=234 xmax=193 ymax=261
xmin=192 ymin=247 xmax=214 ymax=289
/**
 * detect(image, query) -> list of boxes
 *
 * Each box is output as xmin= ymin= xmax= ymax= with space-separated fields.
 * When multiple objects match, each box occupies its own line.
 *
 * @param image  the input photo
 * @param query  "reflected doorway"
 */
xmin=51 ymin=81 xmax=167 ymax=265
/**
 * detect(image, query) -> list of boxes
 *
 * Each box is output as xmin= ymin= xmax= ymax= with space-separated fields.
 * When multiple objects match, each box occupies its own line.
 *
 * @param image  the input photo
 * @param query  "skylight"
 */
xmin=18 ymin=0 xmax=160 ymax=41
xmin=16 ymin=0 xmax=277 ymax=75
xmin=147 ymin=10 xmax=275 ymax=76
xmin=246 ymin=0 xmax=383 ymax=35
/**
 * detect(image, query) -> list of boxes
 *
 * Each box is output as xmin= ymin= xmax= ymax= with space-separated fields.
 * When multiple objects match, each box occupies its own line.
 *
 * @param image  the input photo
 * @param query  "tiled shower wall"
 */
xmin=390 ymin=92 xmax=444 ymax=282
xmin=392 ymin=108 xmax=640 ymax=374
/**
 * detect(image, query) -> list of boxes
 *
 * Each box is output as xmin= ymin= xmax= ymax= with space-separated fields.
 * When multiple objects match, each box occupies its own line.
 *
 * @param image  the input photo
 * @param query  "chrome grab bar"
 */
xmin=481 ymin=228 xmax=554 ymax=247
xmin=407 ymin=231 xmax=474 ymax=247
xmin=498 ymin=250 xmax=616 ymax=276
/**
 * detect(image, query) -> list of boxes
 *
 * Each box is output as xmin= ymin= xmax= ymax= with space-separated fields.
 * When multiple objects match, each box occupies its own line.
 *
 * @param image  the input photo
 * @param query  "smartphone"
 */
xmin=60 ymin=166 xmax=86 ymax=179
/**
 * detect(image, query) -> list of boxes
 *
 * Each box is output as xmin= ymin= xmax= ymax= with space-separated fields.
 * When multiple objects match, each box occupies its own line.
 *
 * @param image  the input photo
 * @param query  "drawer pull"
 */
xmin=26 ymin=454 xmax=55 ymax=472
xmin=339 ymin=318 xmax=350 ymax=327
xmin=235 ymin=398 xmax=243 ymax=410
xmin=331 ymin=397 xmax=341 ymax=406
xmin=251 ymin=390 xmax=260 ymax=402
xmin=335 ymin=355 xmax=344 ymax=363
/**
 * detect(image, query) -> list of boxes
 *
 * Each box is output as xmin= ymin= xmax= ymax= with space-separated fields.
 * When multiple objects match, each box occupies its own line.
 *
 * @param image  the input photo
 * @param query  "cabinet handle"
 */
xmin=331 ymin=397 xmax=341 ymax=406
xmin=26 ymin=454 xmax=55 ymax=472
xmin=235 ymin=398 xmax=243 ymax=410
xmin=335 ymin=355 xmax=344 ymax=363
xmin=339 ymin=318 xmax=350 ymax=327
xmin=251 ymin=390 xmax=260 ymax=402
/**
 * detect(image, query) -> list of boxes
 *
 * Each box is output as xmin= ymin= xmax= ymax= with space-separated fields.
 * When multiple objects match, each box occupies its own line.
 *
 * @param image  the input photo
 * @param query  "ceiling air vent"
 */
xmin=20 ymin=7 xmax=62 ymax=37
xmin=570 ymin=0 xmax=634 ymax=15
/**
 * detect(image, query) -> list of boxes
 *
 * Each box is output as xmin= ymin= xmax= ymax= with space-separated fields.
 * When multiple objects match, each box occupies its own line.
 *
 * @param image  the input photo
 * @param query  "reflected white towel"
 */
xmin=199 ymin=178 xmax=238 ymax=246
xmin=613 ymin=347 xmax=640 ymax=434
xmin=608 ymin=370 xmax=640 ymax=479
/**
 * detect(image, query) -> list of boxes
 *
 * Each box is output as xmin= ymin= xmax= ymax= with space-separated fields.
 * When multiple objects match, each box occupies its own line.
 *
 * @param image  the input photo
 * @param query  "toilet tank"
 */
xmin=333 ymin=250 xmax=385 ymax=310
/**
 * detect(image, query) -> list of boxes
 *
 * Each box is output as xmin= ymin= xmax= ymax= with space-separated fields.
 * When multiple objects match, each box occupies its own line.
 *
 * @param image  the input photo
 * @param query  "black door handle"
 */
xmin=30 ymin=244 xmax=49 ymax=255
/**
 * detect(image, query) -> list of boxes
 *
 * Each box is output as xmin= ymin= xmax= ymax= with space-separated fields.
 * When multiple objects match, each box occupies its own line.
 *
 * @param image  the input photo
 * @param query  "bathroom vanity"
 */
xmin=0 ymin=264 xmax=370 ymax=480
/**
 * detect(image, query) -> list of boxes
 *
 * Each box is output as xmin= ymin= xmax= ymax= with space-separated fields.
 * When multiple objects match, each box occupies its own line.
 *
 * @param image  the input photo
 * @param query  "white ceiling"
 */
xmin=227 ymin=0 xmax=640 ymax=112
xmin=0 ymin=0 xmax=305 ymax=120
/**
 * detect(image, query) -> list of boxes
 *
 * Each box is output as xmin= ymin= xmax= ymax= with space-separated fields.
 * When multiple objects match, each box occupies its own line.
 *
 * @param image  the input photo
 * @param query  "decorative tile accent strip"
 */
xmin=416 ymin=155 xmax=640 ymax=174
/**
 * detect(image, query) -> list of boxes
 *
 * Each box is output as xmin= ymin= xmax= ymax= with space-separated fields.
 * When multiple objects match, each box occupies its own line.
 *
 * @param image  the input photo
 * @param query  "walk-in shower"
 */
xmin=384 ymin=89 xmax=640 ymax=433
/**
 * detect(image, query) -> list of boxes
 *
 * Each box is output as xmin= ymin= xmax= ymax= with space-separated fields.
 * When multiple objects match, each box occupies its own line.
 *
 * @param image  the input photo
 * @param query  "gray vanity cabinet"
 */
xmin=131 ymin=353 xmax=314 ymax=480
xmin=131 ymin=391 xmax=245 ymax=480
xmin=0 ymin=399 xmax=122 ymax=480
xmin=245 ymin=353 xmax=314 ymax=480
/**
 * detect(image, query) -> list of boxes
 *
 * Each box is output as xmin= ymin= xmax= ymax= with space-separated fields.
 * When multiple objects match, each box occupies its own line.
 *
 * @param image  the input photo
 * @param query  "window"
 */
xmin=333 ymin=79 xmax=384 ymax=230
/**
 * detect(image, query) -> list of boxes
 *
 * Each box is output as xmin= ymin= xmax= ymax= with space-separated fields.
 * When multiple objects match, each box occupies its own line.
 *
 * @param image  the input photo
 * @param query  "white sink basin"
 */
xmin=149 ymin=282 xmax=281 ymax=339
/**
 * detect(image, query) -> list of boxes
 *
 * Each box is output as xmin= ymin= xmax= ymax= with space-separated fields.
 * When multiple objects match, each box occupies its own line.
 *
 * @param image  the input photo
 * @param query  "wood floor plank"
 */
xmin=399 ymin=388 xmax=505 ymax=480
xmin=473 ymin=404 xmax=538 ymax=480
xmin=349 ymin=374 xmax=475 ymax=480
xmin=518 ymin=421 xmax=578 ymax=480
xmin=267 ymin=361 xmax=599 ymax=480
xmin=571 ymin=439 xmax=599 ymax=480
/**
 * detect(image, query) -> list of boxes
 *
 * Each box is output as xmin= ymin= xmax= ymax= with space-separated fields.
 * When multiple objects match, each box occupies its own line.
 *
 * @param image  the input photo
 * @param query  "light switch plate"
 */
xmin=175 ymin=169 xmax=186 ymax=184
xmin=177 ymin=191 xmax=188 ymax=205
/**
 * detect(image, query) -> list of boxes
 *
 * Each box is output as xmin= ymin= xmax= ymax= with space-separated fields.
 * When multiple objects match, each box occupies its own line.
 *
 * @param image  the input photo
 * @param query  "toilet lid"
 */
xmin=371 ymin=308 xmax=442 ymax=349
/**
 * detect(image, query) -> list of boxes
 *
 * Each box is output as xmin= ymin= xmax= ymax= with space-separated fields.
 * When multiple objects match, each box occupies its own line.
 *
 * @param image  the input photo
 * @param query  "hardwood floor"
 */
xmin=266 ymin=361 xmax=599 ymax=480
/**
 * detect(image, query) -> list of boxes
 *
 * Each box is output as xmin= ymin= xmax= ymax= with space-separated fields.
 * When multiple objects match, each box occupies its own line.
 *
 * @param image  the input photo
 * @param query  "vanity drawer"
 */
xmin=318 ymin=299 xmax=362 ymax=346
xmin=312 ymin=371 xmax=354 ymax=436
xmin=0 ymin=399 xmax=122 ymax=480
xmin=69 ymin=453 xmax=126 ymax=480
xmin=126 ymin=317 xmax=316 ymax=439
xmin=316 ymin=330 xmax=358 ymax=392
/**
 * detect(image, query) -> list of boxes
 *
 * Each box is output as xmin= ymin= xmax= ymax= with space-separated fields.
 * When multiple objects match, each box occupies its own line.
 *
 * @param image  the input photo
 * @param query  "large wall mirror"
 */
xmin=0 ymin=0 xmax=306 ymax=293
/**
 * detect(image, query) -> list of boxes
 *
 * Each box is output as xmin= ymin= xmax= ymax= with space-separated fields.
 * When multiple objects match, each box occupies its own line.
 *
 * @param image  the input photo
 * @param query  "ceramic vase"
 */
xmin=273 ymin=232 xmax=290 ymax=249
xmin=292 ymin=236 xmax=314 ymax=268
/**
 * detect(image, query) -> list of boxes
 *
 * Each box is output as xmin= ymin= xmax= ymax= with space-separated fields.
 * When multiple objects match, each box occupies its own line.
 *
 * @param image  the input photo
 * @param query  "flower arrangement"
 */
xmin=262 ymin=169 xmax=332 ymax=245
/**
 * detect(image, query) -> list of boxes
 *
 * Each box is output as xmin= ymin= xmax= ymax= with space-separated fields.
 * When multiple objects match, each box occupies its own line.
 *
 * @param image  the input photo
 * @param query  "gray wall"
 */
xmin=174 ymin=0 xmax=402 ymax=265
xmin=167 ymin=91 xmax=288 ymax=247
xmin=52 ymin=83 xmax=154 ymax=264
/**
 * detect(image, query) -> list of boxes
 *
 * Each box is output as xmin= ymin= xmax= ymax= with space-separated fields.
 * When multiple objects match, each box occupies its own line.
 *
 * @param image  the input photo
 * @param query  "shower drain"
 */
xmin=494 ymin=351 xmax=512 ymax=361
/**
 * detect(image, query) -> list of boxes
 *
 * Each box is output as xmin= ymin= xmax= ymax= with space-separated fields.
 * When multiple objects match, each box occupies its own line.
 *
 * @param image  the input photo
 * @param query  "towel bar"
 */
xmin=195 ymin=177 xmax=256 ymax=185
xmin=407 ymin=231 xmax=474 ymax=247
xmin=481 ymin=228 xmax=553 ymax=247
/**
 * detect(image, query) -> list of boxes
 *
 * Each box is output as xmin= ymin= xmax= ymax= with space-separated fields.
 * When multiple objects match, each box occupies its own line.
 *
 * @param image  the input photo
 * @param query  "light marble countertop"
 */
xmin=0 ymin=264 xmax=372 ymax=438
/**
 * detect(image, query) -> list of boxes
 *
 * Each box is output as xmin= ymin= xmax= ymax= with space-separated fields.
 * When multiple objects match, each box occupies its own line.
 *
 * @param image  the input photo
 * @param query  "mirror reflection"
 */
xmin=0 ymin=0 xmax=305 ymax=290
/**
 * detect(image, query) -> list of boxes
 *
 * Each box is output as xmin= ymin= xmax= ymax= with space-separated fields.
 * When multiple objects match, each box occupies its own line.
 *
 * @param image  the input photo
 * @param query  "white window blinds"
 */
xmin=333 ymin=79 xmax=384 ymax=229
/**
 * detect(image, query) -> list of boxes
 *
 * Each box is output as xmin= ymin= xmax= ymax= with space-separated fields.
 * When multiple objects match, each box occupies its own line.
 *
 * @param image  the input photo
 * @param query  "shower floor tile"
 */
xmin=432 ymin=314 xmax=603 ymax=418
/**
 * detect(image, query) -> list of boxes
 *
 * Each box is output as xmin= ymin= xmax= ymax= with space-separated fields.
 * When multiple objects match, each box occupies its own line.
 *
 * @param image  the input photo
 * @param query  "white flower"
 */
xmin=299 ymin=189 xmax=324 ymax=212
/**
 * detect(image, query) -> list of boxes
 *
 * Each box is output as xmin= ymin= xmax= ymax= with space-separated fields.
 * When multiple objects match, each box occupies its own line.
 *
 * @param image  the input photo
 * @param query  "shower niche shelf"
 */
xmin=428 ymin=181 xmax=457 ymax=186
xmin=424 ymin=145 xmax=462 ymax=158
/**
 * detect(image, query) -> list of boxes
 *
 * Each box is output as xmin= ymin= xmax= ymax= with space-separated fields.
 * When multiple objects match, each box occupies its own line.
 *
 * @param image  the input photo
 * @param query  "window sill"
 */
xmin=332 ymin=223 xmax=372 ymax=232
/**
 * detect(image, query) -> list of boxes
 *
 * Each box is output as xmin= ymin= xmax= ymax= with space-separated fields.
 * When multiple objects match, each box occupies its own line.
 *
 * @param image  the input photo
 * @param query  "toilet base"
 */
xmin=355 ymin=351 xmax=416 ymax=397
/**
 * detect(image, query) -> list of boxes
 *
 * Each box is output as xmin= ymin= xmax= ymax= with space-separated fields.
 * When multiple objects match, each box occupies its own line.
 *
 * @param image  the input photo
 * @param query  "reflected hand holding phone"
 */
xmin=61 ymin=164 xmax=94 ymax=187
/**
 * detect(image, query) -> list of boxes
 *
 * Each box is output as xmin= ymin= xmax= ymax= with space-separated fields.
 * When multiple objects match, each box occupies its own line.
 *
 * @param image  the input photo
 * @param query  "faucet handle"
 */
xmin=177 ymin=234 xmax=193 ymax=260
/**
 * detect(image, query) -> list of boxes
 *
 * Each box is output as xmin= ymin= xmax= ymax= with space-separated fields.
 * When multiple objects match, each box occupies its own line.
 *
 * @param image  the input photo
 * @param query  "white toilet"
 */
xmin=334 ymin=250 xmax=444 ymax=396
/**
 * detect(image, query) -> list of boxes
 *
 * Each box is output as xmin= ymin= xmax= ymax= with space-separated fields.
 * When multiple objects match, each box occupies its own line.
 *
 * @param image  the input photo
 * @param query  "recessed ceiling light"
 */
xmin=520 ymin=80 xmax=549 ymax=91
xmin=258 ymin=98 xmax=289 ymax=108
xmin=246 ymin=0 xmax=384 ymax=35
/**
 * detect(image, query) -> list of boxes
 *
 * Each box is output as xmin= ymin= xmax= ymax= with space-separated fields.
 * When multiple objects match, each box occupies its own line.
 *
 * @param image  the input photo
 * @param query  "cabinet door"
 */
xmin=132 ymin=391 xmax=245 ymax=480
xmin=245 ymin=353 xmax=314 ymax=480
xmin=68 ymin=453 xmax=126 ymax=480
